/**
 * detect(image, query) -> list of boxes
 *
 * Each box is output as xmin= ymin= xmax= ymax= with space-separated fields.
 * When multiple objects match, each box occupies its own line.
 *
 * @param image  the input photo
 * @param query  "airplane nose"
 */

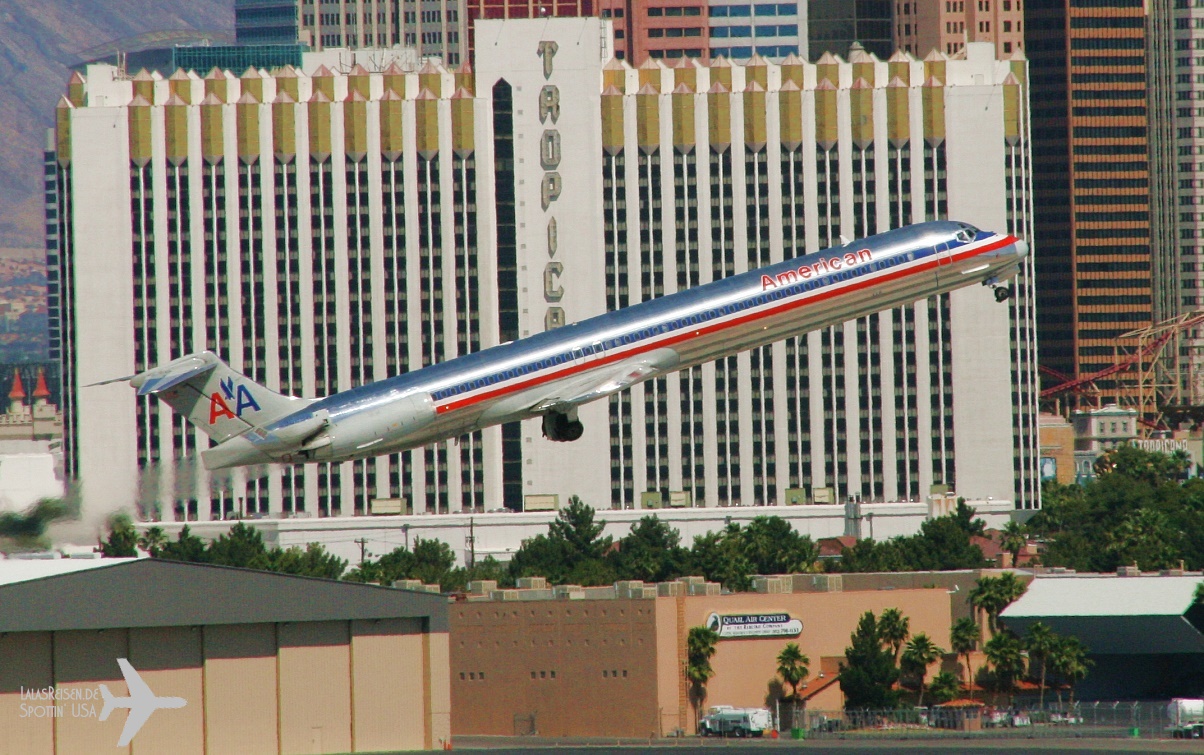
xmin=1013 ymin=238 xmax=1029 ymax=259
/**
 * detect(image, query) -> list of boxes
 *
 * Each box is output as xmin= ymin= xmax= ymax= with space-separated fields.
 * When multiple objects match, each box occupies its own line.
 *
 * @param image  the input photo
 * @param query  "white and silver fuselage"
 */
xmin=201 ymin=221 xmax=1027 ymax=468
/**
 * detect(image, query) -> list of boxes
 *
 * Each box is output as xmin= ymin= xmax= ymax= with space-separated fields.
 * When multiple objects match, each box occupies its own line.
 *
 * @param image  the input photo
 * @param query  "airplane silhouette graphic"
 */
xmin=99 ymin=659 xmax=187 ymax=746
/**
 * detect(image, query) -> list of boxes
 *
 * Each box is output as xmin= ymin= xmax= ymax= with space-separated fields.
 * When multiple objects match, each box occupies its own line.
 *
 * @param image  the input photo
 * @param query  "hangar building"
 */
xmin=0 ymin=558 xmax=450 ymax=754
xmin=1001 ymin=571 xmax=1204 ymax=701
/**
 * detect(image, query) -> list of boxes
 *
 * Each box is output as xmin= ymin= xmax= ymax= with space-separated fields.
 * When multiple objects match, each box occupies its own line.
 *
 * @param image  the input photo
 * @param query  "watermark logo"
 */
xmin=20 ymin=658 xmax=187 ymax=747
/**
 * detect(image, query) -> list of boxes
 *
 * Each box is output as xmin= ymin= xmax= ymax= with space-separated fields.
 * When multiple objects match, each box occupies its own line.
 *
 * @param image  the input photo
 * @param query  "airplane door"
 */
xmin=934 ymin=242 xmax=951 ymax=288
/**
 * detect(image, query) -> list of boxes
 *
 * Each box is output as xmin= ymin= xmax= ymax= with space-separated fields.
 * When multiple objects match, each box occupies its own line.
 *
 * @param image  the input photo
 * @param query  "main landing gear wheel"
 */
xmin=542 ymin=411 xmax=584 ymax=441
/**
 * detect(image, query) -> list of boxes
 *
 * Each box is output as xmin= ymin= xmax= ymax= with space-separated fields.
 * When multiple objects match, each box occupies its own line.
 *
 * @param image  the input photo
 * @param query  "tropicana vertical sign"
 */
xmin=537 ymin=40 xmax=565 ymax=331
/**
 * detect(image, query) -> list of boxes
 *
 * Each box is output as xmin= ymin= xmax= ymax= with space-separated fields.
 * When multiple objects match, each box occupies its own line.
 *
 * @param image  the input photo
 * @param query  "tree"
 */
xmin=776 ymin=642 xmax=811 ymax=703
xmin=1046 ymin=635 xmax=1093 ymax=706
xmin=686 ymin=626 xmax=720 ymax=730
xmin=157 ymin=525 xmax=208 ymax=562
xmin=206 ymin=522 xmax=268 ymax=568
xmin=901 ymin=633 xmax=945 ymax=707
xmin=983 ymin=630 xmax=1026 ymax=702
xmin=737 ymin=517 xmax=820 ymax=575
xmin=838 ymin=611 xmax=901 ymax=709
xmin=996 ymin=571 xmax=1028 ymax=610
xmin=998 ymin=520 xmax=1027 ymax=567
xmin=1029 ymin=446 xmax=1200 ymax=572
xmin=99 ymin=513 xmax=138 ymax=557
xmin=878 ymin=607 xmax=911 ymax=664
xmin=1105 ymin=508 xmax=1182 ymax=572
xmin=836 ymin=505 xmax=988 ymax=573
xmin=508 ymin=496 xmax=614 ymax=585
xmin=1023 ymin=622 xmax=1058 ymax=708
xmin=137 ymin=526 xmax=169 ymax=558
xmin=950 ymin=617 xmax=982 ymax=699
xmin=969 ymin=573 xmax=1027 ymax=634
xmin=688 ymin=526 xmax=753 ymax=591
xmin=259 ymin=543 xmax=348 ymax=579
xmin=927 ymin=671 xmax=962 ymax=705
xmin=409 ymin=537 xmax=457 ymax=586
xmin=547 ymin=495 xmax=612 ymax=562
xmin=609 ymin=516 xmax=687 ymax=583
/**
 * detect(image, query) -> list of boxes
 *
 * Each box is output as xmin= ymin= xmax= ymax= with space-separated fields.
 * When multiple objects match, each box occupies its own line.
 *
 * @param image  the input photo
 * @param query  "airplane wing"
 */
xmin=117 ymin=658 xmax=154 ymax=699
xmin=528 ymin=348 xmax=680 ymax=414
xmin=116 ymin=704 xmax=155 ymax=747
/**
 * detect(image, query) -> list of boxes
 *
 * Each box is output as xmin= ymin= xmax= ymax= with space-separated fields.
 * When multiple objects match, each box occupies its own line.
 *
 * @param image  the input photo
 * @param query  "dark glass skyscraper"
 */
xmin=809 ymin=0 xmax=894 ymax=60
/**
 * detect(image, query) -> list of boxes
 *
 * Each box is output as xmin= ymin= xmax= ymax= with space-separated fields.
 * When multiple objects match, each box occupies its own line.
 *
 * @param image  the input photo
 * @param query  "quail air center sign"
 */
xmin=706 ymin=612 xmax=803 ymax=639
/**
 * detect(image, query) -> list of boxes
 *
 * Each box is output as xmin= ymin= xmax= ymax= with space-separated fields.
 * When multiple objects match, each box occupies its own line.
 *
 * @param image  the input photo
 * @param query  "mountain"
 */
xmin=0 ymin=0 xmax=234 ymax=250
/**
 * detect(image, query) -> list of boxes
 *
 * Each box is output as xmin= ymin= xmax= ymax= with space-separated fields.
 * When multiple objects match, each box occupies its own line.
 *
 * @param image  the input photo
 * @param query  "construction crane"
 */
xmin=1040 ymin=310 xmax=1204 ymax=432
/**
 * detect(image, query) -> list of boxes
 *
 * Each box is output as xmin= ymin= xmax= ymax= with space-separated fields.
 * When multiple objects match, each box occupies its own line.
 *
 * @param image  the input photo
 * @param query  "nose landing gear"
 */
xmin=983 ymin=276 xmax=1014 ymax=303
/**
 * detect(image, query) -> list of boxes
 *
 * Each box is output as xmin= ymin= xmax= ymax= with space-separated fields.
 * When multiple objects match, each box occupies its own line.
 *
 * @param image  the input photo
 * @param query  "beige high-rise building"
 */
xmin=51 ymin=22 xmax=1039 ymax=524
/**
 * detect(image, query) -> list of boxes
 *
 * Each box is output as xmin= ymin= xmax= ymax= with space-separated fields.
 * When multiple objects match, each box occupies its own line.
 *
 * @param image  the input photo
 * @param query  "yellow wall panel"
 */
xmin=204 ymin=623 xmax=279 ymax=755
xmin=278 ymin=621 xmax=352 ymax=755
xmin=351 ymin=618 xmax=426 ymax=752
xmin=53 ymin=629 xmax=129 ymax=754
xmin=128 ymin=627 xmax=204 ymax=755
xmin=0 ymin=632 xmax=53 ymax=755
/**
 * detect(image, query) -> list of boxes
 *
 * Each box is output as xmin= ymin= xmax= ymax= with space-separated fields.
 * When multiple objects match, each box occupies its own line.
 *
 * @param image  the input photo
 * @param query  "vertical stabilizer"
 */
xmin=129 ymin=352 xmax=312 ymax=443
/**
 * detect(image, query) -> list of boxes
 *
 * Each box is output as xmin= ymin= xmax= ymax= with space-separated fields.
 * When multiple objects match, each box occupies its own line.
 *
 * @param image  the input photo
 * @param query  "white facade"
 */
xmin=135 ymin=498 xmax=1016 ymax=567
xmin=55 ymin=23 xmax=1038 ymax=523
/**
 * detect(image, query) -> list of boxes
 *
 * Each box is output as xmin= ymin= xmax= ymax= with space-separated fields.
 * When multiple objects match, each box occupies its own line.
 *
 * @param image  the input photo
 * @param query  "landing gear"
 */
xmin=983 ymin=276 xmax=1013 ymax=303
xmin=542 ymin=410 xmax=584 ymax=441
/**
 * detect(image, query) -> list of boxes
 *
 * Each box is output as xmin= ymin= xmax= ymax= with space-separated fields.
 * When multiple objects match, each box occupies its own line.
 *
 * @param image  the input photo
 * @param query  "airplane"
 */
xmin=99 ymin=658 xmax=187 ymax=747
xmin=114 ymin=221 xmax=1028 ymax=470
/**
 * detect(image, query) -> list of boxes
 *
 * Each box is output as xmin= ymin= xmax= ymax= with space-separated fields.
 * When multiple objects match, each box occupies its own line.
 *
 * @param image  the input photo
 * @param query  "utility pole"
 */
xmin=354 ymin=538 xmax=368 ymax=565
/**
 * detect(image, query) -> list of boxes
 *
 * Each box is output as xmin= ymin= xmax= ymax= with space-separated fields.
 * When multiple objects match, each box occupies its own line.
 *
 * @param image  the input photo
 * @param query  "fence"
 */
xmin=771 ymin=702 xmax=1180 ymax=741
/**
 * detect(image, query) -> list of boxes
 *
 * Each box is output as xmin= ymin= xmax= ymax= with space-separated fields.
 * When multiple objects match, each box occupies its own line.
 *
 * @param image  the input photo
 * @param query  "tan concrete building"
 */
xmin=0 ymin=558 xmax=450 ymax=754
xmin=1037 ymin=411 xmax=1075 ymax=486
xmin=450 ymin=574 xmax=965 ymax=737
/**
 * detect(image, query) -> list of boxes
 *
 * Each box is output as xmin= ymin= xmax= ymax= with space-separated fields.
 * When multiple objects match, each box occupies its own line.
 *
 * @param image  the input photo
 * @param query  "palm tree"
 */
xmin=776 ymin=642 xmax=810 ymax=727
xmin=878 ymin=607 xmax=911 ymax=664
xmin=984 ymin=630 xmax=1027 ymax=704
xmin=1046 ymin=635 xmax=1093 ymax=706
xmin=1024 ymin=622 xmax=1058 ymax=708
xmin=950 ymin=617 xmax=981 ymax=700
xmin=969 ymin=573 xmax=1029 ymax=634
xmin=968 ymin=577 xmax=1004 ymax=633
xmin=996 ymin=571 xmax=1028 ymax=605
xmin=998 ymin=521 xmax=1027 ymax=567
xmin=776 ymin=642 xmax=811 ymax=702
xmin=901 ymin=633 xmax=945 ymax=707
xmin=927 ymin=671 xmax=962 ymax=705
xmin=686 ymin=626 xmax=719 ymax=731
xmin=137 ymin=526 xmax=168 ymax=557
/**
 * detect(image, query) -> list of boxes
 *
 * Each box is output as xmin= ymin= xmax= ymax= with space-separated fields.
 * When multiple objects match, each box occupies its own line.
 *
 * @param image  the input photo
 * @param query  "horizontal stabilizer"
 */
xmin=134 ymin=357 xmax=217 ymax=397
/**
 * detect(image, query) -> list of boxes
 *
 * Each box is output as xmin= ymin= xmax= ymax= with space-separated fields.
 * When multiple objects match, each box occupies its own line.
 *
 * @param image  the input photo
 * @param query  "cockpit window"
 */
xmin=956 ymin=229 xmax=974 ymax=243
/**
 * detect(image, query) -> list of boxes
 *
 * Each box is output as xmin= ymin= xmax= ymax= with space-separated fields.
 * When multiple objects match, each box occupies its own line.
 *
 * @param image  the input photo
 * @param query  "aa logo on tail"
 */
xmin=208 ymin=377 xmax=261 ymax=424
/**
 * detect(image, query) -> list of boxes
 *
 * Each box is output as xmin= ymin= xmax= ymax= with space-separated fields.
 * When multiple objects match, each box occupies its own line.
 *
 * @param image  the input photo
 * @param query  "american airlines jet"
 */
xmin=113 ymin=221 xmax=1027 ymax=470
